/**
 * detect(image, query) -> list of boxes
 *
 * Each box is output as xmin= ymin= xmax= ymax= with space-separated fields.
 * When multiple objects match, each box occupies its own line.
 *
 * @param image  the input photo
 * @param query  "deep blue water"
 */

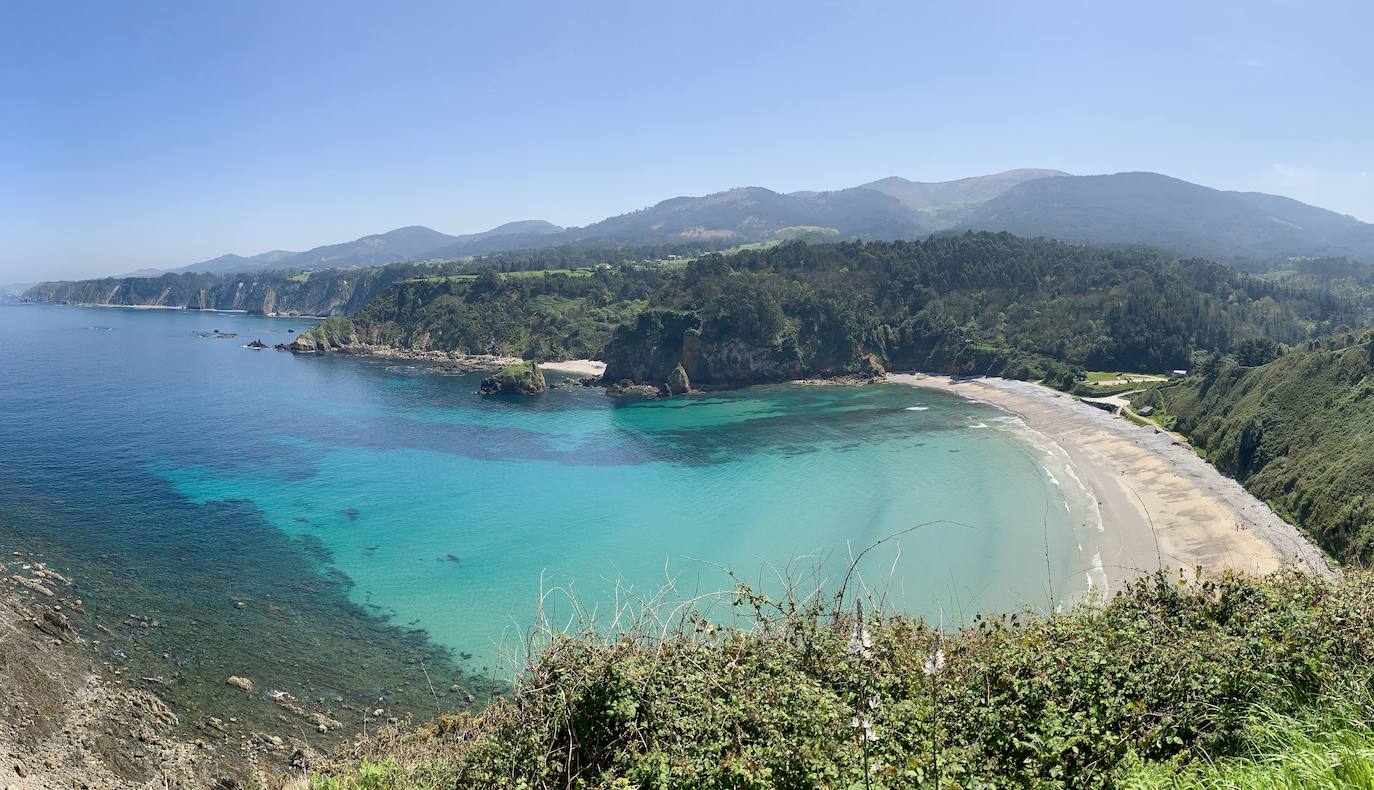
xmin=0 ymin=303 xmax=1099 ymax=729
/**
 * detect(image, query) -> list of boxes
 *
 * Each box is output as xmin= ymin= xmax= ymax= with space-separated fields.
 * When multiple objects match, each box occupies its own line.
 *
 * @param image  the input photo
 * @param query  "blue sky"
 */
xmin=3 ymin=0 xmax=1371 ymax=281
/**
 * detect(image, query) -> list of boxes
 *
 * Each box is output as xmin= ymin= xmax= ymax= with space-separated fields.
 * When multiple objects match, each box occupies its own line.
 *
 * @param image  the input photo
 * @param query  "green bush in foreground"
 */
xmin=309 ymin=570 xmax=1374 ymax=789
xmin=1120 ymin=689 xmax=1374 ymax=789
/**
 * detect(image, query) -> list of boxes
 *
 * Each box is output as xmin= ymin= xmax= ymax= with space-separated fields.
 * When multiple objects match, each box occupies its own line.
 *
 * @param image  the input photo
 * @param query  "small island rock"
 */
xmin=478 ymin=361 xmax=546 ymax=395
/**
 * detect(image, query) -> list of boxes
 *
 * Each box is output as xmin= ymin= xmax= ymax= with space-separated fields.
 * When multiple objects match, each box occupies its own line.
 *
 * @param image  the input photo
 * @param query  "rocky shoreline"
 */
xmin=0 ymin=550 xmax=263 ymax=788
xmin=277 ymin=336 xmax=899 ymax=399
xmin=0 ymin=546 xmax=379 ymax=788
xmin=276 ymin=335 xmax=524 ymax=374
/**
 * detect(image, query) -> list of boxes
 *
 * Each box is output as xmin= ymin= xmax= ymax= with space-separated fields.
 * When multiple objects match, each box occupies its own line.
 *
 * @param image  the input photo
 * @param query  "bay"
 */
xmin=0 ymin=303 xmax=1099 ymax=728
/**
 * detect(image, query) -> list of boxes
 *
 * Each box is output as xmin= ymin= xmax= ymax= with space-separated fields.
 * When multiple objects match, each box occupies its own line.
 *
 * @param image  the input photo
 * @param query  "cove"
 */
xmin=1 ymin=304 xmax=1100 ymax=682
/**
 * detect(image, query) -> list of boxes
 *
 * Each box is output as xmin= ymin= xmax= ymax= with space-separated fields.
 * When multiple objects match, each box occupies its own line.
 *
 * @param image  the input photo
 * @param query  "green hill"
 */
xmin=599 ymin=235 xmax=1359 ymax=390
xmin=298 ymin=269 xmax=652 ymax=360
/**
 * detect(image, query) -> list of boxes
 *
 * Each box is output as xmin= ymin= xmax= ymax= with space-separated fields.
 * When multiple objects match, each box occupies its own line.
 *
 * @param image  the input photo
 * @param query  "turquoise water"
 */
xmin=0 ymin=303 xmax=1098 ymax=705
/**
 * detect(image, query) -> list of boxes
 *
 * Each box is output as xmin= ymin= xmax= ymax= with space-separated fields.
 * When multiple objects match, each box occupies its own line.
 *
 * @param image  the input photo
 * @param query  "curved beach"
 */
xmin=889 ymin=374 xmax=1332 ymax=590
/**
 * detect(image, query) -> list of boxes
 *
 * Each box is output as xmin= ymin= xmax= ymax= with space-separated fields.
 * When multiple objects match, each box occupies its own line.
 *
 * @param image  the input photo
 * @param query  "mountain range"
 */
xmin=86 ymin=169 xmax=1374 ymax=281
xmin=962 ymin=172 xmax=1374 ymax=265
xmin=124 ymin=220 xmax=565 ymax=277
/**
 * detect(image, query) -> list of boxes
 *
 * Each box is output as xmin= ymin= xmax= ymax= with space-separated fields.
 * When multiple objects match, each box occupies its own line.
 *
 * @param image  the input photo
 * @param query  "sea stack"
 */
xmin=664 ymin=363 xmax=691 ymax=395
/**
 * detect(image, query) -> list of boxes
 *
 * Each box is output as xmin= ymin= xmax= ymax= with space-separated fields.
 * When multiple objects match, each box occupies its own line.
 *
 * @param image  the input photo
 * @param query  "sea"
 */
xmin=0 ymin=302 xmax=1101 ymax=737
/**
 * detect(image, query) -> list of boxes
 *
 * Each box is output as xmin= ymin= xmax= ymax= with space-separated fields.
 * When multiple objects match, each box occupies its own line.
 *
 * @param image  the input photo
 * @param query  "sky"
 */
xmin=2 ymin=0 xmax=1372 ymax=282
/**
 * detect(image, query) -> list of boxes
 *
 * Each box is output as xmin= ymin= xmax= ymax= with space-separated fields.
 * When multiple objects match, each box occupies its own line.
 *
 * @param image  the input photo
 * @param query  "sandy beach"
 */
xmin=889 ymin=374 xmax=1332 ymax=591
xmin=541 ymin=359 xmax=607 ymax=377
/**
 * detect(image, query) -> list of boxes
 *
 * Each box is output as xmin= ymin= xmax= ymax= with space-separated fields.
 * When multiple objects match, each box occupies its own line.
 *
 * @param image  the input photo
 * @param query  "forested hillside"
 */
xmin=1134 ymin=334 xmax=1374 ymax=563
xmin=1260 ymin=256 xmax=1374 ymax=313
xmin=602 ymin=234 xmax=1358 ymax=388
xmin=297 ymin=234 xmax=1360 ymax=390
xmin=296 ymin=268 xmax=660 ymax=360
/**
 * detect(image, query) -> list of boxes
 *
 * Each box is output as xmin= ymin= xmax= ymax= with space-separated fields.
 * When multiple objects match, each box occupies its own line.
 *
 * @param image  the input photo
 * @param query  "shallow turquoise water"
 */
xmin=0 ymin=303 xmax=1098 ymax=679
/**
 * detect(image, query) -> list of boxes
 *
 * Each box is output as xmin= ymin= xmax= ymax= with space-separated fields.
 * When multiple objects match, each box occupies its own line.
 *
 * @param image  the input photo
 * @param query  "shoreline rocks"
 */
xmin=605 ymin=380 xmax=663 ymax=399
xmin=2 ymin=554 xmax=256 ymax=786
xmin=277 ymin=333 xmax=524 ymax=372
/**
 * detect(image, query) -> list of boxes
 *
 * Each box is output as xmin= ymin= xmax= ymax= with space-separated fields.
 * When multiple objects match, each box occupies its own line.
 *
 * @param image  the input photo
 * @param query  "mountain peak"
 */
xmin=857 ymin=169 xmax=1070 ymax=224
xmin=965 ymin=171 xmax=1374 ymax=262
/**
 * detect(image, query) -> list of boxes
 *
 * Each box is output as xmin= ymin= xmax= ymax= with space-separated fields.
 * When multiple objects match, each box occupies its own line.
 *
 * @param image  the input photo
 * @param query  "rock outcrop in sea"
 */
xmin=477 ymin=361 xmax=546 ymax=395
xmin=664 ymin=363 xmax=691 ymax=395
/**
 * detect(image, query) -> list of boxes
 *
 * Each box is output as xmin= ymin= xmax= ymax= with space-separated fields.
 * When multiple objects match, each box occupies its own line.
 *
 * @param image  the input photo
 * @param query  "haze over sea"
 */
xmin=0 ymin=303 xmax=1098 ymax=715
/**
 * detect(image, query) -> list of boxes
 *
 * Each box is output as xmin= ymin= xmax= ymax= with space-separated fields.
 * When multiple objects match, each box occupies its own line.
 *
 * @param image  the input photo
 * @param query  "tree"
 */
xmin=1234 ymin=337 xmax=1279 ymax=367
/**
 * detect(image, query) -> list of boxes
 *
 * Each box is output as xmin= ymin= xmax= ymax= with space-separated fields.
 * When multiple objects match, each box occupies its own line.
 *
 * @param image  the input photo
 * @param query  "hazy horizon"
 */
xmin=4 ymin=0 xmax=1372 ymax=282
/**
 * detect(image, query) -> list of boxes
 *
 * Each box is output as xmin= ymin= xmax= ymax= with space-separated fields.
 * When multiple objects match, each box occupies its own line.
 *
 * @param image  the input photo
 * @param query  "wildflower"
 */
xmin=848 ymin=599 xmax=873 ymax=659
xmin=847 ymin=623 xmax=873 ymax=659
xmin=867 ymin=694 xmax=880 ymax=710
xmin=923 ymin=648 xmax=945 ymax=677
xmin=850 ymin=715 xmax=879 ymax=742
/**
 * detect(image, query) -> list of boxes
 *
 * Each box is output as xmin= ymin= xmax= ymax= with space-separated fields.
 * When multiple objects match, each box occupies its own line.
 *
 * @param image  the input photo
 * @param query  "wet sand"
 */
xmin=889 ymin=374 xmax=1333 ymax=591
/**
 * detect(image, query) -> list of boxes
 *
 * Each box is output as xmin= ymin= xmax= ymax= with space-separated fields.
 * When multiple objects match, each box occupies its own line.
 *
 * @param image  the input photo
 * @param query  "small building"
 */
xmin=1170 ymin=369 xmax=1189 ymax=379
xmin=1138 ymin=405 xmax=1155 ymax=417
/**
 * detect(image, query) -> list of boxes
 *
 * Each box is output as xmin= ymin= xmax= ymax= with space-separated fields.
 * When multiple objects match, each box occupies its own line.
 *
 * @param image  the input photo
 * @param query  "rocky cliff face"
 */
xmin=286 ymin=317 xmax=364 ymax=351
xmin=24 ymin=267 xmax=420 ymax=317
xmin=601 ymin=311 xmax=705 ymax=385
xmin=601 ymin=309 xmax=884 ymax=390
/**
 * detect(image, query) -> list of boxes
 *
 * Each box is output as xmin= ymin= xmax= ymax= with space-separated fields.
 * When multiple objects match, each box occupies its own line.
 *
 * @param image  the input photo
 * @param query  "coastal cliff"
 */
xmin=600 ymin=308 xmax=886 ymax=390
xmin=22 ymin=262 xmax=454 ymax=317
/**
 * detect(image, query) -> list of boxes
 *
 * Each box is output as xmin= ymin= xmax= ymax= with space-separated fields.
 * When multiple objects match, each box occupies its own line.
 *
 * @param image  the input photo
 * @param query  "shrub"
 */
xmin=310 ymin=569 xmax=1372 ymax=788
